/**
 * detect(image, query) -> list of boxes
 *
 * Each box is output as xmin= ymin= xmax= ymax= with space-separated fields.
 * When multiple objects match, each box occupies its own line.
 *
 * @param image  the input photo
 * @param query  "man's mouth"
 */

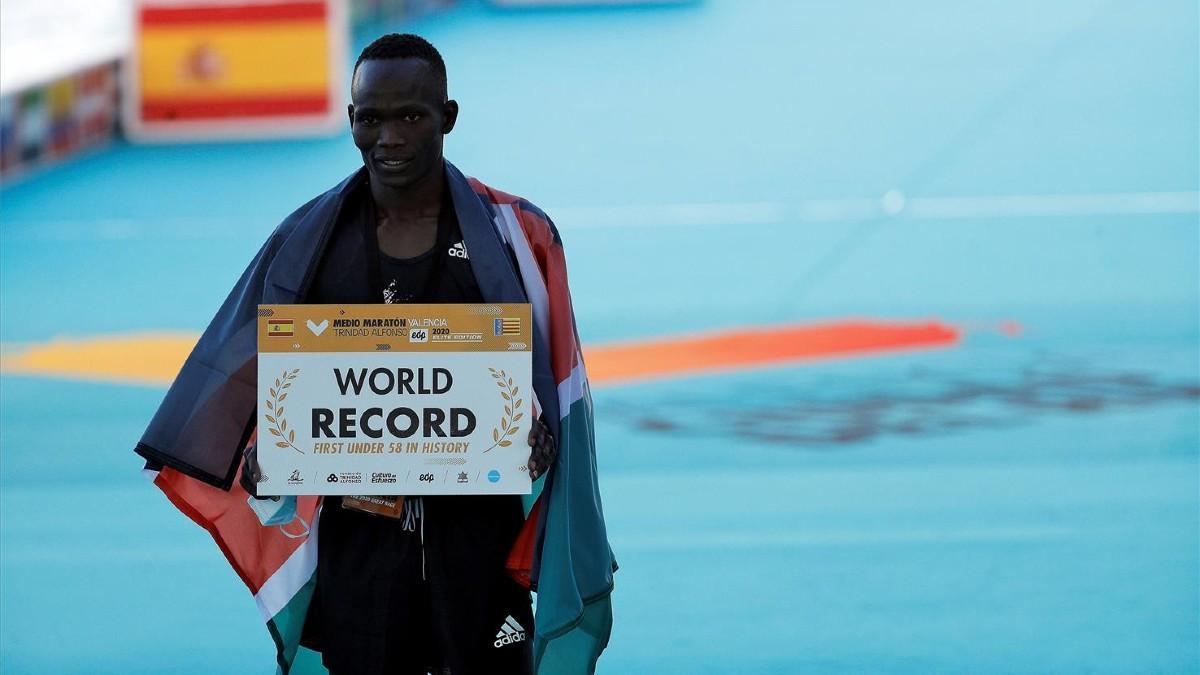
xmin=376 ymin=157 xmax=412 ymax=170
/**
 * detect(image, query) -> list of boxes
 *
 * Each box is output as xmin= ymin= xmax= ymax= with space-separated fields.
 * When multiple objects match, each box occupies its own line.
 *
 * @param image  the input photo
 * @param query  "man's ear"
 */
xmin=442 ymin=100 xmax=459 ymax=134
xmin=347 ymin=104 xmax=355 ymax=129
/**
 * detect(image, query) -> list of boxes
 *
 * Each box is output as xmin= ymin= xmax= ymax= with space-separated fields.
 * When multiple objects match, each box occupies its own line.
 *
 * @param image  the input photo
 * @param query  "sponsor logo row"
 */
xmin=280 ymin=469 xmax=504 ymax=486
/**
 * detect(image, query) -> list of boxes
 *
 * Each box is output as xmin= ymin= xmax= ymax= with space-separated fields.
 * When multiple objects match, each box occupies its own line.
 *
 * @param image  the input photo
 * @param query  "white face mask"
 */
xmin=246 ymin=495 xmax=310 ymax=539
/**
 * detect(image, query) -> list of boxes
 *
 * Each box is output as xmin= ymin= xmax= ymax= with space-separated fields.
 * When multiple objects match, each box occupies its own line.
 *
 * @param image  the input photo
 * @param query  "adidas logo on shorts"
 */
xmin=493 ymin=615 xmax=526 ymax=648
xmin=448 ymin=240 xmax=469 ymax=259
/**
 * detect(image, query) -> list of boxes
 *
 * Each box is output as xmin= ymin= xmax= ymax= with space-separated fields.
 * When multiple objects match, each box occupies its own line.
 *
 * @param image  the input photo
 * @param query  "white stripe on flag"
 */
xmin=557 ymin=358 xmax=587 ymax=420
xmin=498 ymin=204 xmax=550 ymax=348
xmin=254 ymin=505 xmax=321 ymax=621
xmin=495 ymin=204 xmax=580 ymax=422
xmin=490 ymin=208 xmax=511 ymax=246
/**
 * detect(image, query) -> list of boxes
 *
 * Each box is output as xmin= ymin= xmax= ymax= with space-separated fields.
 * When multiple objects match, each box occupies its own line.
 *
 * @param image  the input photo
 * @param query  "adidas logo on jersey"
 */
xmin=493 ymin=615 xmax=526 ymax=648
xmin=448 ymin=240 xmax=469 ymax=259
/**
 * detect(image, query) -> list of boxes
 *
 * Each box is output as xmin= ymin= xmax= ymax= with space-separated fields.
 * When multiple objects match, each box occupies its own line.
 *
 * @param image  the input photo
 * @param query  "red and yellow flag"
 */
xmin=266 ymin=319 xmax=294 ymax=337
xmin=131 ymin=0 xmax=343 ymax=136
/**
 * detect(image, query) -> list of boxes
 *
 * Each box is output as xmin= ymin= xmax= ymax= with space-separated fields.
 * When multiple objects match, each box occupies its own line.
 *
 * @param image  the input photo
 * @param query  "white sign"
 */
xmin=256 ymin=304 xmax=534 ymax=496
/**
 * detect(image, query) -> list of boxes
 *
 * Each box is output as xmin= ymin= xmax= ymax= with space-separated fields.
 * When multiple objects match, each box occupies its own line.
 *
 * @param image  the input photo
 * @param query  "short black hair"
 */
xmin=352 ymin=33 xmax=447 ymax=98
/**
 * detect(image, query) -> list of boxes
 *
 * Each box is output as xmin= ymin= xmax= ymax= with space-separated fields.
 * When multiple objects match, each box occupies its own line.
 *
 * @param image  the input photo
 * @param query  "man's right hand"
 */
xmin=240 ymin=442 xmax=264 ymax=498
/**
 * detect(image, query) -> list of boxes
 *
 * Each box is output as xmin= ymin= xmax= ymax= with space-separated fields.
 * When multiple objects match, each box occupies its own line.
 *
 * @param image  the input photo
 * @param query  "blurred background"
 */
xmin=1 ymin=0 xmax=1197 ymax=672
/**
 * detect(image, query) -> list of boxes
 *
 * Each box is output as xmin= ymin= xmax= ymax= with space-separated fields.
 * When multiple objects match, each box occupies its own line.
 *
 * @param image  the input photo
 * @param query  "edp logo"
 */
xmin=419 ymin=473 xmax=435 ymax=483
xmin=410 ymin=329 xmax=429 ymax=343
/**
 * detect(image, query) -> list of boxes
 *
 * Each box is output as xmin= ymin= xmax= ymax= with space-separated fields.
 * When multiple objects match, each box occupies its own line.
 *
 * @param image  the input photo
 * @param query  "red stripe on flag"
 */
xmin=506 ymin=494 xmax=541 ymax=589
xmin=142 ymin=94 xmax=330 ymax=120
xmin=469 ymin=178 xmax=583 ymax=386
xmin=154 ymin=466 xmax=321 ymax=593
xmin=515 ymin=206 xmax=580 ymax=385
xmin=140 ymin=2 xmax=326 ymax=26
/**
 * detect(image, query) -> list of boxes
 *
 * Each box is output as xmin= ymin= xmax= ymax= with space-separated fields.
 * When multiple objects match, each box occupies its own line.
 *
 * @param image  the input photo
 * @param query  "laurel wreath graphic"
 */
xmin=484 ymin=368 xmax=523 ymax=452
xmin=265 ymin=368 xmax=303 ymax=454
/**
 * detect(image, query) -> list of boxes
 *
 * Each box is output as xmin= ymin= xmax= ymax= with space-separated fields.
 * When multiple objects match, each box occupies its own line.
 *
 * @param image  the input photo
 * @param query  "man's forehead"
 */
xmin=353 ymin=58 xmax=442 ymax=100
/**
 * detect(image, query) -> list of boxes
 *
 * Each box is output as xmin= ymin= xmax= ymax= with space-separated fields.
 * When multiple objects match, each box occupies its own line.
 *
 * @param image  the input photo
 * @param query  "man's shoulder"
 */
xmin=466 ymin=176 xmax=561 ymax=245
xmin=274 ymin=169 xmax=366 ymax=237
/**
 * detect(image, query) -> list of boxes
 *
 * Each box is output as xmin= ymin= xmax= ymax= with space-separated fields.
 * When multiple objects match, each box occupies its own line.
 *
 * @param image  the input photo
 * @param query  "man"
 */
xmin=136 ymin=34 xmax=615 ymax=675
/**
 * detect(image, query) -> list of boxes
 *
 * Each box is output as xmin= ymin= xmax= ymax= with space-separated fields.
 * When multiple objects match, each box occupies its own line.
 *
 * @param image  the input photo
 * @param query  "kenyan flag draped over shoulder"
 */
xmin=141 ymin=167 xmax=615 ymax=675
xmin=473 ymin=179 xmax=617 ymax=672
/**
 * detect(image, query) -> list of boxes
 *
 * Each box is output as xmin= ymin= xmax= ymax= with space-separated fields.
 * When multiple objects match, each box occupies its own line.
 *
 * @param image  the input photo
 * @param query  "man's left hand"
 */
xmin=527 ymin=418 xmax=556 ymax=480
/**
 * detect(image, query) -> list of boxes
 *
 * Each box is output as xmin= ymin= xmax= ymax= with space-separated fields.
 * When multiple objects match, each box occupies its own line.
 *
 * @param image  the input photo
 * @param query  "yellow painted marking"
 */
xmin=1 ymin=333 xmax=196 ymax=386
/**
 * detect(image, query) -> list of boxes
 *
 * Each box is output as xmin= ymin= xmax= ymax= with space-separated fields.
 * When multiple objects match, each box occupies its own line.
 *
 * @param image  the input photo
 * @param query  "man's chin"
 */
xmin=369 ymin=169 xmax=416 ymax=190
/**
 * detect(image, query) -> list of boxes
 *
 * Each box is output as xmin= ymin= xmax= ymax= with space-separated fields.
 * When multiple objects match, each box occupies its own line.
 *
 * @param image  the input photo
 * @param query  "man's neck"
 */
xmin=370 ymin=159 xmax=444 ymax=225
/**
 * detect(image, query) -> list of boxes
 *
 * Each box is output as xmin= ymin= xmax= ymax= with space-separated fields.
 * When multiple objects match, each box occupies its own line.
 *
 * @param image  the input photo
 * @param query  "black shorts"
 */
xmin=302 ymin=495 xmax=534 ymax=675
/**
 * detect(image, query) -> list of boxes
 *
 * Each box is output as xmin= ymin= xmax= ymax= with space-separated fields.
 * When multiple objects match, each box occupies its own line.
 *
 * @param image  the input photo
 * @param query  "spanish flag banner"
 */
xmin=125 ymin=0 xmax=346 ymax=140
xmin=267 ymin=319 xmax=294 ymax=337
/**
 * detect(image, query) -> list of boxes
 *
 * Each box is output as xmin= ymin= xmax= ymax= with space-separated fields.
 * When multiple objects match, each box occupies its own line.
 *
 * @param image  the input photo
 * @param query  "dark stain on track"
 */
xmin=601 ymin=354 xmax=1200 ymax=448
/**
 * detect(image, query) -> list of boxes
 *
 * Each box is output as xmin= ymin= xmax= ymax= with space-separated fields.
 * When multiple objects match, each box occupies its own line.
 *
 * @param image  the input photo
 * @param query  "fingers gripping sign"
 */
xmin=240 ymin=441 xmax=264 ymax=498
xmin=241 ymin=440 xmax=311 ymax=537
xmin=526 ymin=416 xmax=556 ymax=481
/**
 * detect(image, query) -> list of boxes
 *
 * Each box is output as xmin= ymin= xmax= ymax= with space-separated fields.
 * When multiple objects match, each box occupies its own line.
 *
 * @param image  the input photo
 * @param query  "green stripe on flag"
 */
xmin=533 ymin=395 xmax=616 ymax=673
xmin=266 ymin=571 xmax=327 ymax=675
xmin=536 ymin=592 xmax=614 ymax=675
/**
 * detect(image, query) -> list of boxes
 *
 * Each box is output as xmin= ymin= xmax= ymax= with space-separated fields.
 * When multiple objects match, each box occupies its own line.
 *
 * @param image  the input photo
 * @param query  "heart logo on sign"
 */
xmin=306 ymin=319 xmax=329 ymax=336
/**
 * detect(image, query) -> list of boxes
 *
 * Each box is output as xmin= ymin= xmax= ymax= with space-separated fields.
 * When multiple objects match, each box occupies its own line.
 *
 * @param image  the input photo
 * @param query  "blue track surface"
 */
xmin=1 ymin=0 xmax=1197 ymax=672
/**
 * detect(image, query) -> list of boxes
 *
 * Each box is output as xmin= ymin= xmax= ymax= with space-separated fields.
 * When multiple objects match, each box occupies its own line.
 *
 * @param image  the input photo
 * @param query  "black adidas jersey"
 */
xmin=365 ymin=184 xmax=484 ymax=305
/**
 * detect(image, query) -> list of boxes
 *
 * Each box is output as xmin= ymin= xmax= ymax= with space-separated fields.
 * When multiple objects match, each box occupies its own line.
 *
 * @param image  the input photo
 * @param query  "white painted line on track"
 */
xmin=3 ymin=191 xmax=1195 ymax=241
xmin=905 ymin=191 xmax=1200 ymax=219
xmin=555 ymin=191 xmax=1199 ymax=228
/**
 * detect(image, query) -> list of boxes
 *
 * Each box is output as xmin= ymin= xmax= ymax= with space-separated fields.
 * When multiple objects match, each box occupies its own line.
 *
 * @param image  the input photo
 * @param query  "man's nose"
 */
xmin=378 ymin=122 xmax=407 ymax=146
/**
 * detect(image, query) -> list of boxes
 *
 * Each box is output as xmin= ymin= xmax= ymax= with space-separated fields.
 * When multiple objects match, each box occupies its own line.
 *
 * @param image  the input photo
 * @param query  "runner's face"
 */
xmin=349 ymin=58 xmax=457 ymax=192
